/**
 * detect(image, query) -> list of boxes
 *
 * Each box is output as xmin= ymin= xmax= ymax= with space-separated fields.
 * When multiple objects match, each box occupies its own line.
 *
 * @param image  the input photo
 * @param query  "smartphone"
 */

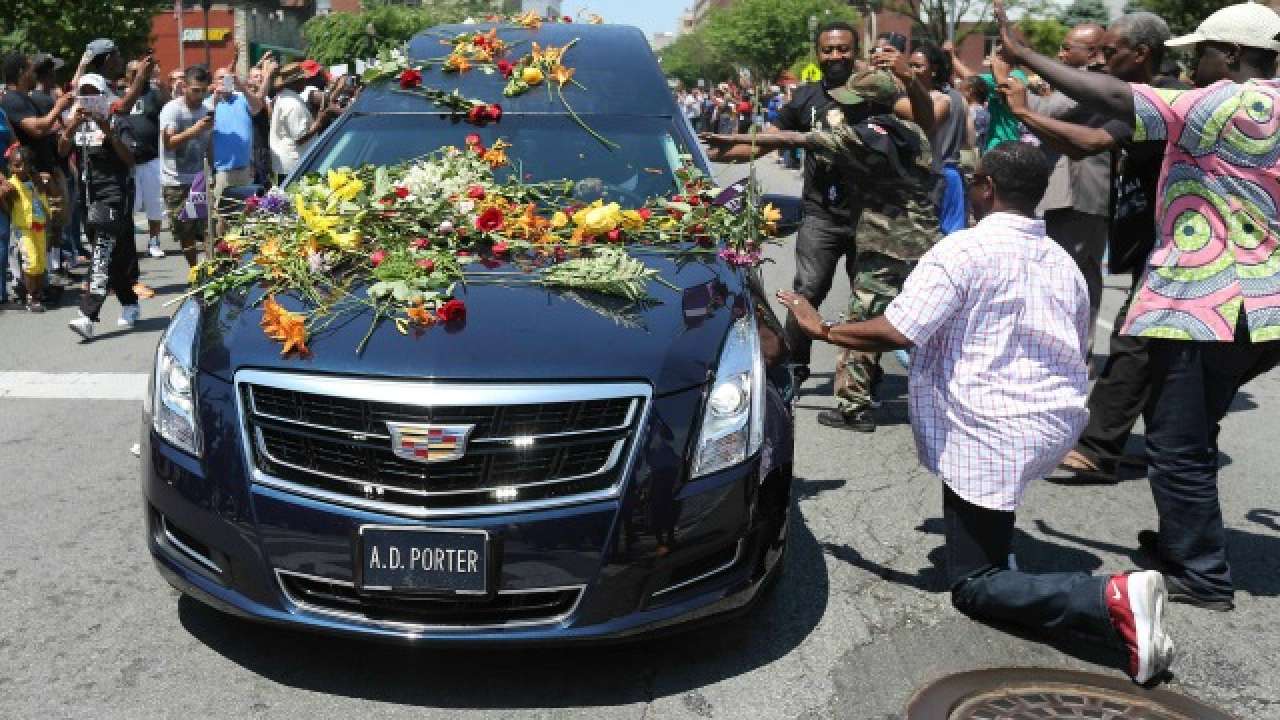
xmin=221 ymin=74 xmax=235 ymax=93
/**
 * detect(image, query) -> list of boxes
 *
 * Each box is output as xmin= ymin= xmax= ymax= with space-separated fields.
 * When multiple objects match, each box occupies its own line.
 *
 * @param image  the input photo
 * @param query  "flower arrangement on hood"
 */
xmin=181 ymin=143 xmax=784 ymax=358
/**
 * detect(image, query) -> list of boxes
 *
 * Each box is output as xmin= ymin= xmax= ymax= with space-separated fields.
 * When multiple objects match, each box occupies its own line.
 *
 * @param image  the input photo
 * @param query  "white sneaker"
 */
xmin=148 ymin=239 xmax=166 ymax=258
xmin=118 ymin=305 xmax=141 ymax=328
xmin=69 ymin=314 xmax=95 ymax=340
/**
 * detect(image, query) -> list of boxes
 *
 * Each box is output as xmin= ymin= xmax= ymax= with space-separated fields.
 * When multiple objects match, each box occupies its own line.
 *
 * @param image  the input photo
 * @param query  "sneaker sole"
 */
xmin=1130 ymin=571 xmax=1173 ymax=683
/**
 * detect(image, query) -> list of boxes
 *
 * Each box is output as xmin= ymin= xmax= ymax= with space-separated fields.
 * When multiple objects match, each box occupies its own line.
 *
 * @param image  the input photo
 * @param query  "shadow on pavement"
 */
xmin=1035 ymin=517 xmax=1280 ymax=598
xmin=175 ymin=500 xmax=830 ymax=709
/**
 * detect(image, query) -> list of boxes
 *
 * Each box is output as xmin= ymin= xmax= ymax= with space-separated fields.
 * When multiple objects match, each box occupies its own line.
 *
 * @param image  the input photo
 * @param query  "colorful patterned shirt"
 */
xmin=884 ymin=213 xmax=1090 ymax=511
xmin=1124 ymin=80 xmax=1280 ymax=342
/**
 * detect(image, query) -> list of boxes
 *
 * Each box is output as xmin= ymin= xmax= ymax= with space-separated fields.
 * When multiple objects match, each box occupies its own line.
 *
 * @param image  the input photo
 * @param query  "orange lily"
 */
xmin=549 ymin=64 xmax=575 ymax=88
xmin=260 ymin=295 xmax=310 ymax=357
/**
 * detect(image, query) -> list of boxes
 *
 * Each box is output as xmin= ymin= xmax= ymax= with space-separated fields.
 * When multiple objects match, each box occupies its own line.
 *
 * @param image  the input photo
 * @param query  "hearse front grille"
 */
xmin=236 ymin=371 xmax=649 ymax=516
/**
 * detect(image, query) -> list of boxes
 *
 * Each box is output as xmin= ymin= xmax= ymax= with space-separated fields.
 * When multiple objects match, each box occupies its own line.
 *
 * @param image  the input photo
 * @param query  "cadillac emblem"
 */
xmin=386 ymin=422 xmax=475 ymax=464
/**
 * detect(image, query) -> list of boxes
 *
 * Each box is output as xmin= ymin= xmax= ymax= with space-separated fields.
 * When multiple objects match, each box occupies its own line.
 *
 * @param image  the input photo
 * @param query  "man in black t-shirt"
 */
xmin=120 ymin=59 xmax=169 ymax=258
xmin=742 ymin=22 xmax=867 ymax=384
xmin=60 ymin=73 xmax=142 ymax=340
xmin=994 ymin=11 xmax=1181 ymax=483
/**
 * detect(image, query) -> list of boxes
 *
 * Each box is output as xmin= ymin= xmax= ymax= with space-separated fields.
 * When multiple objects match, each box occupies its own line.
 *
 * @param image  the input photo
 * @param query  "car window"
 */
xmin=305 ymin=113 xmax=690 ymax=205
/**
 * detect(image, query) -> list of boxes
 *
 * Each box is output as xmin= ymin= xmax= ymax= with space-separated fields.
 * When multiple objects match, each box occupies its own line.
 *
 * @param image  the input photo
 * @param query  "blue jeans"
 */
xmin=944 ymin=484 xmax=1116 ymax=645
xmin=1143 ymin=328 xmax=1280 ymax=600
xmin=937 ymin=164 xmax=967 ymax=235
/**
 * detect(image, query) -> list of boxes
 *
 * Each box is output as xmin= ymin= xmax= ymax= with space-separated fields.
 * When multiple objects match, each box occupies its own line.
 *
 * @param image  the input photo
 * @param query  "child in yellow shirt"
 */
xmin=0 ymin=146 xmax=55 ymax=312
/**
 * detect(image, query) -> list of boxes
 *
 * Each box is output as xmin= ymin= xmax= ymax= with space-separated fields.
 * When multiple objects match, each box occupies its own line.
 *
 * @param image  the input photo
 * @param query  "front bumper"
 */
xmin=142 ymin=374 xmax=792 ymax=643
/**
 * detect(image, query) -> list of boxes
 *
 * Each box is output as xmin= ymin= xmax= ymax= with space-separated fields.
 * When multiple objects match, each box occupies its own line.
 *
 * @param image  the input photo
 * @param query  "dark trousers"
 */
xmin=81 ymin=226 xmax=138 ymax=322
xmin=784 ymin=212 xmax=858 ymax=366
xmin=1143 ymin=327 xmax=1280 ymax=600
xmin=944 ymin=484 xmax=1116 ymax=645
xmin=1076 ymin=271 xmax=1149 ymax=472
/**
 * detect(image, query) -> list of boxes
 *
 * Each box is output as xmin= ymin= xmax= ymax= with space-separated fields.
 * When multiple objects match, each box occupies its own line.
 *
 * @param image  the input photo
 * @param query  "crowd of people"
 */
xmin=706 ymin=0 xmax=1280 ymax=686
xmin=0 ymin=39 xmax=355 ymax=336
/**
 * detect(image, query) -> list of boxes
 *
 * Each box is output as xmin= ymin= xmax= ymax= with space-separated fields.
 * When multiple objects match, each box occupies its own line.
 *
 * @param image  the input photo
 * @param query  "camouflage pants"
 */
xmin=834 ymin=251 xmax=914 ymax=415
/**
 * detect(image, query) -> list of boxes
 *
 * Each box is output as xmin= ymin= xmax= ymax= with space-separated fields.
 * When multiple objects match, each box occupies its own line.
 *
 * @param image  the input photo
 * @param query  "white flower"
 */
xmin=438 ymin=220 xmax=455 ymax=234
xmin=456 ymin=200 xmax=475 ymax=214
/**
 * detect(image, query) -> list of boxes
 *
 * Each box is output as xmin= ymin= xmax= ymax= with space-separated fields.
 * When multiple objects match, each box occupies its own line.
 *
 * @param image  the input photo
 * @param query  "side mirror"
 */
xmin=761 ymin=193 xmax=803 ymax=236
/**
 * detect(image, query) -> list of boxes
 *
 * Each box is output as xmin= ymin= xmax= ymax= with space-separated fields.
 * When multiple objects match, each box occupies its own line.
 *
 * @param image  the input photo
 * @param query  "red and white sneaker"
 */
xmin=1106 ymin=571 xmax=1174 ymax=684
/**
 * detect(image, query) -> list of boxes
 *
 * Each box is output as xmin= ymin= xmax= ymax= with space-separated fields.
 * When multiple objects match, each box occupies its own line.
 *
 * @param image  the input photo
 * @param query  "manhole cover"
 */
xmin=906 ymin=668 xmax=1235 ymax=720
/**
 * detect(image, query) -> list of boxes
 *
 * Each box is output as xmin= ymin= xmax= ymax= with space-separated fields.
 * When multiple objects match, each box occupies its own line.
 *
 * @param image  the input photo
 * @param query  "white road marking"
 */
xmin=0 ymin=372 xmax=149 ymax=400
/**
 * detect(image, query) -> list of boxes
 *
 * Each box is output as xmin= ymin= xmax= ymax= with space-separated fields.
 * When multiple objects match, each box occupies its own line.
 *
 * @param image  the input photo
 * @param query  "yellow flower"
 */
xmin=550 ymin=211 xmax=569 ymax=229
xmin=296 ymin=196 xmax=339 ymax=235
xmin=620 ymin=210 xmax=645 ymax=231
xmin=515 ymin=11 xmax=542 ymax=29
xmin=330 ymin=230 xmax=362 ymax=251
xmin=326 ymin=169 xmax=364 ymax=202
xmin=574 ymin=200 xmax=622 ymax=235
xmin=542 ymin=44 xmax=564 ymax=64
xmin=762 ymin=203 xmax=782 ymax=224
xmin=522 ymin=66 xmax=545 ymax=85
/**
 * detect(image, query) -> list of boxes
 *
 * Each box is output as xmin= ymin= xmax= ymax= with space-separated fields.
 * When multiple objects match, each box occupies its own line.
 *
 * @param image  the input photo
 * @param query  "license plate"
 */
xmin=356 ymin=525 xmax=489 ymax=595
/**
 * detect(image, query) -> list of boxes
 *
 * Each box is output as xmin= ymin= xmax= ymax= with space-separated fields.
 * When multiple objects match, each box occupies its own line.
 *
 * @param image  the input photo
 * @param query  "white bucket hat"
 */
xmin=1165 ymin=2 xmax=1280 ymax=52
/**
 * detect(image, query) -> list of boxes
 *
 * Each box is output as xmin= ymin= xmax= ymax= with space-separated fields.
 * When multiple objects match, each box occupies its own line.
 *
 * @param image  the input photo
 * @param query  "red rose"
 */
xmin=497 ymin=59 xmax=514 ymax=77
xmin=466 ymin=106 xmax=488 ymax=126
xmin=417 ymin=258 xmax=435 ymax=271
xmin=399 ymin=68 xmax=423 ymax=89
xmin=475 ymin=207 xmax=505 ymax=232
xmin=215 ymin=241 xmax=234 ymax=255
xmin=393 ymin=186 xmax=409 ymax=199
xmin=473 ymin=34 xmax=488 ymax=47
xmin=411 ymin=237 xmax=429 ymax=249
xmin=637 ymin=208 xmax=652 ymax=220
xmin=671 ymin=195 xmax=684 ymax=203
xmin=436 ymin=299 xmax=467 ymax=324
xmin=688 ymin=195 xmax=702 ymax=206
xmin=492 ymin=241 xmax=509 ymax=255
xmin=378 ymin=197 xmax=394 ymax=206
xmin=606 ymin=229 xmax=621 ymax=242
xmin=669 ymin=209 xmax=684 ymax=221
xmin=485 ymin=104 xmax=503 ymax=122
xmin=370 ymin=249 xmax=387 ymax=267
xmin=467 ymin=185 xmax=486 ymax=199
xmin=465 ymin=132 xmax=482 ymax=146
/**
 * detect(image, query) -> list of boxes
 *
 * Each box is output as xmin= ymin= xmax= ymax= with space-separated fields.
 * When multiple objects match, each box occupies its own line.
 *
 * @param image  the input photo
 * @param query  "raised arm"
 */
xmin=1000 ymin=76 xmax=1119 ymax=159
xmin=944 ymin=40 xmax=977 ymax=81
xmin=994 ymin=0 xmax=1133 ymax=119
xmin=702 ymin=130 xmax=813 ymax=162
xmin=878 ymin=47 xmax=936 ymax=135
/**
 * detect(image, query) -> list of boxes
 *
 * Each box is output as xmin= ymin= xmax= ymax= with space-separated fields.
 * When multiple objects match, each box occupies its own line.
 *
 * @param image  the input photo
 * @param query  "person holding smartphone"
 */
xmin=158 ymin=66 xmax=213 ymax=267
xmin=207 ymin=59 xmax=276 ymax=238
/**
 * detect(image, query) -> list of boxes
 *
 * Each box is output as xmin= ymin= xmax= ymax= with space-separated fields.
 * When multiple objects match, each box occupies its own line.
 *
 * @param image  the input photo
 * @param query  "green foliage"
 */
xmin=1124 ymin=0 xmax=1232 ymax=37
xmin=699 ymin=0 xmax=858 ymax=84
xmin=1063 ymin=0 xmax=1110 ymax=27
xmin=0 ymin=0 xmax=168 ymax=77
xmin=658 ymin=32 xmax=733 ymax=88
xmin=1019 ymin=16 xmax=1069 ymax=56
xmin=302 ymin=0 xmax=497 ymax=67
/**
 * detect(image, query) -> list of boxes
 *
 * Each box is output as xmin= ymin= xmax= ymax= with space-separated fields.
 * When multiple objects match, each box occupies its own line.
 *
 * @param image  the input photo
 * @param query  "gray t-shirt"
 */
xmin=930 ymin=87 xmax=967 ymax=170
xmin=158 ymin=98 xmax=210 ymax=186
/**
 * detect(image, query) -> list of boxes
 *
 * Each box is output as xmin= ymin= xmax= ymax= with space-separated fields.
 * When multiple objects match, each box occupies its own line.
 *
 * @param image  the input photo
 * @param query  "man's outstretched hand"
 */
xmin=993 ymin=0 xmax=1031 ymax=63
xmin=776 ymin=291 xmax=825 ymax=339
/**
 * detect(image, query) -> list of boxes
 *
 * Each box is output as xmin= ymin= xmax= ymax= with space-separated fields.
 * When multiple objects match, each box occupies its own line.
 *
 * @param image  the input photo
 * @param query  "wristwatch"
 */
xmin=820 ymin=320 xmax=836 ymax=341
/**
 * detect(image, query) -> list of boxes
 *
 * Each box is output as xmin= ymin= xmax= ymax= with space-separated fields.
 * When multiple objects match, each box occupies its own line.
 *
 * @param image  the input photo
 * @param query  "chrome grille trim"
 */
xmin=160 ymin=516 xmax=224 ymax=575
xmin=253 ymin=426 xmax=627 ymax=498
xmin=234 ymin=369 xmax=652 ymax=518
xmin=248 ymin=386 xmax=640 ymax=444
xmin=275 ymin=569 xmax=585 ymax=632
xmin=651 ymin=539 xmax=744 ymax=598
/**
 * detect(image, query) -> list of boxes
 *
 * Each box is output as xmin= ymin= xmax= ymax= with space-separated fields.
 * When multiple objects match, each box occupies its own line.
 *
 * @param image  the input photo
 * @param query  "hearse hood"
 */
xmin=196 ymin=252 xmax=749 ymax=396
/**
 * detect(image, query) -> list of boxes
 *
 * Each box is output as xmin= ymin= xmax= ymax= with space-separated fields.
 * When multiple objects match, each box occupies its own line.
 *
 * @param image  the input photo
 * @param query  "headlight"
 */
xmin=692 ymin=313 xmax=765 ymax=477
xmin=150 ymin=298 xmax=203 ymax=457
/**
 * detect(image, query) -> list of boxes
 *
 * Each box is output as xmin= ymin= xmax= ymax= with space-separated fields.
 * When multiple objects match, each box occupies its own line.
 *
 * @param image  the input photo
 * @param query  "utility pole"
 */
xmin=176 ymin=0 xmax=186 ymax=72
xmin=201 ymin=0 xmax=212 ymax=69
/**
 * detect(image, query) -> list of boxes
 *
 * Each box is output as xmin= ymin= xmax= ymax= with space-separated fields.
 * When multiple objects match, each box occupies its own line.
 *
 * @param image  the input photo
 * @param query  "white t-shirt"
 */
xmin=158 ymin=98 xmax=211 ymax=186
xmin=269 ymin=88 xmax=313 ymax=176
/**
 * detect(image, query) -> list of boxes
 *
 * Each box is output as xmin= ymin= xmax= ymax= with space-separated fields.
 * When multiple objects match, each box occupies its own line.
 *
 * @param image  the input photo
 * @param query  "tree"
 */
xmin=1124 ymin=0 xmax=1233 ymax=37
xmin=700 ymin=0 xmax=859 ymax=86
xmin=1019 ymin=16 xmax=1069 ymax=56
xmin=302 ymin=0 xmax=498 ymax=67
xmin=659 ymin=32 xmax=733 ymax=88
xmin=0 ymin=0 xmax=168 ymax=76
xmin=883 ymin=0 xmax=995 ymax=47
xmin=1063 ymin=0 xmax=1110 ymax=27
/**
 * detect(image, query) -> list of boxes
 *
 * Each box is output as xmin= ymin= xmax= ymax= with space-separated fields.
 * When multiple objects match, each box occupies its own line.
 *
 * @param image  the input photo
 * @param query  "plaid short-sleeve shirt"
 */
xmin=884 ymin=212 xmax=1091 ymax=511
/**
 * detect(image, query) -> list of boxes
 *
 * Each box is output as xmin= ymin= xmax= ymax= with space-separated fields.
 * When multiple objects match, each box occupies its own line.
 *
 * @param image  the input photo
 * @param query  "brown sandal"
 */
xmin=132 ymin=282 xmax=157 ymax=299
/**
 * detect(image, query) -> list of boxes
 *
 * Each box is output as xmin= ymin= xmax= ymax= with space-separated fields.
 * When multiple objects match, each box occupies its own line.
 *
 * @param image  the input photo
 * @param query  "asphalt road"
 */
xmin=2 ymin=158 xmax=1278 ymax=719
